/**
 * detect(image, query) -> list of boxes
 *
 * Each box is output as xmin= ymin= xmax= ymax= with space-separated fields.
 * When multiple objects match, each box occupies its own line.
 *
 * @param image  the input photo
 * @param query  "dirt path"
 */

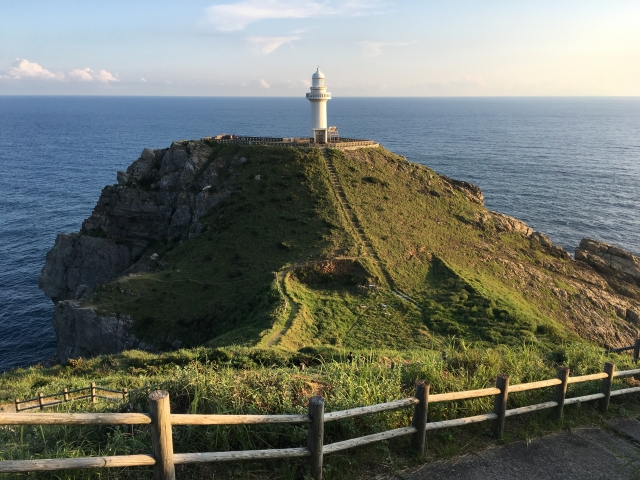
xmin=262 ymin=256 xmax=368 ymax=347
xmin=263 ymin=269 xmax=300 ymax=348
xmin=321 ymin=149 xmax=422 ymax=311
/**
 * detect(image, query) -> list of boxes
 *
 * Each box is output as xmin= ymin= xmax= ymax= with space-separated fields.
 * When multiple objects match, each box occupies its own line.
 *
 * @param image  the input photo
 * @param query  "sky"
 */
xmin=1 ymin=0 xmax=639 ymax=96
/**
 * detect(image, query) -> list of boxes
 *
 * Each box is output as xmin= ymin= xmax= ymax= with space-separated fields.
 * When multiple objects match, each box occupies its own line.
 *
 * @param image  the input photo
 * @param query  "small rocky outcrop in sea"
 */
xmin=39 ymin=140 xmax=236 ymax=362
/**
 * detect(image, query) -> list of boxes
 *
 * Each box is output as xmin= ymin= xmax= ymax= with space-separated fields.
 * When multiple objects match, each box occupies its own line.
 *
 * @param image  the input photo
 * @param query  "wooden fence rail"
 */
xmin=15 ymin=382 xmax=129 ymax=412
xmin=2 ymin=362 xmax=640 ymax=479
xmin=607 ymin=338 xmax=640 ymax=362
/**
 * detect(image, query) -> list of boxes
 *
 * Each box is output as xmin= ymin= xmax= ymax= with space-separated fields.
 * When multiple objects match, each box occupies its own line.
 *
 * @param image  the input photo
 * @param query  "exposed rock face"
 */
xmin=38 ymin=233 xmax=131 ymax=302
xmin=39 ymin=140 xmax=230 ymax=302
xmin=442 ymin=176 xmax=484 ymax=205
xmin=39 ymin=139 xmax=233 ymax=362
xmin=490 ymin=211 xmax=533 ymax=236
xmin=53 ymin=301 xmax=155 ymax=363
xmin=576 ymin=238 xmax=640 ymax=286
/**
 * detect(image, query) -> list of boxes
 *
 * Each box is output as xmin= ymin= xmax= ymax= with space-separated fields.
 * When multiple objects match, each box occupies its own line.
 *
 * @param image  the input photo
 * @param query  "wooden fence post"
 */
xmin=14 ymin=399 xmax=20 ymax=412
xmin=149 ymin=390 xmax=175 ymax=480
xmin=410 ymin=381 xmax=429 ymax=455
xmin=122 ymin=388 xmax=128 ymax=401
xmin=491 ymin=374 xmax=509 ymax=440
xmin=634 ymin=339 xmax=640 ymax=364
xmin=307 ymin=396 xmax=325 ymax=480
xmin=90 ymin=382 xmax=97 ymax=404
xmin=600 ymin=362 xmax=615 ymax=413
xmin=63 ymin=388 xmax=69 ymax=402
xmin=38 ymin=393 xmax=44 ymax=410
xmin=552 ymin=366 xmax=570 ymax=421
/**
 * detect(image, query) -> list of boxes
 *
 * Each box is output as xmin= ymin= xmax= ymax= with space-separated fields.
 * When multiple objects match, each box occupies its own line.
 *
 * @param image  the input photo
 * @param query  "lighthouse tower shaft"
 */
xmin=306 ymin=68 xmax=331 ymax=143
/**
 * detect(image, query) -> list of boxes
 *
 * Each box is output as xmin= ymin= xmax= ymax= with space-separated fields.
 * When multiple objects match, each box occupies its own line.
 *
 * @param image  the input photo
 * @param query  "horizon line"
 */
xmin=1 ymin=94 xmax=639 ymax=99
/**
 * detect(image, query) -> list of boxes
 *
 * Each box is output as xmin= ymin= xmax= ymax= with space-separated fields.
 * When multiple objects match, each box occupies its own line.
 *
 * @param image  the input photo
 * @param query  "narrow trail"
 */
xmin=321 ymin=149 xmax=422 ymax=311
xmin=263 ymin=256 xmax=367 ymax=347
xmin=263 ymin=269 xmax=300 ymax=348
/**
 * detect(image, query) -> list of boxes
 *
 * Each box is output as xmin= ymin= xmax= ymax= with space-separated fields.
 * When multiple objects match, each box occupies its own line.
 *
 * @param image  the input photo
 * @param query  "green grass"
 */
xmin=7 ymin=142 xmax=640 ymax=477
xmin=88 ymin=145 xmax=358 ymax=349
xmin=2 ymin=343 xmax=639 ymax=479
xmin=77 ymin=142 xmax=638 ymax=353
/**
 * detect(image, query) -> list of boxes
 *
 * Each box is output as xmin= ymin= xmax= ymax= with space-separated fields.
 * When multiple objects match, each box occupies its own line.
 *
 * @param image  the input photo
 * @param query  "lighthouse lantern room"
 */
xmin=306 ymin=67 xmax=332 ymax=144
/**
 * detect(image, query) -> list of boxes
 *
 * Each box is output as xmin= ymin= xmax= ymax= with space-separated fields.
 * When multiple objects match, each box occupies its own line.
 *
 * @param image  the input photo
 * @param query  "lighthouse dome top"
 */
xmin=312 ymin=67 xmax=325 ymax=79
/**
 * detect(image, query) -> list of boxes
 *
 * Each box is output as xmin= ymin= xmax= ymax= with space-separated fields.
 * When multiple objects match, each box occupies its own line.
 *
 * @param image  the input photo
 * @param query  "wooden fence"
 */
xmin=14 ymin=382 xmax=128 ymax=412
xmin=607 ymin=338 xmax=640 ymax=362
xmin=2 ymin=361 xmax=640 ymax=479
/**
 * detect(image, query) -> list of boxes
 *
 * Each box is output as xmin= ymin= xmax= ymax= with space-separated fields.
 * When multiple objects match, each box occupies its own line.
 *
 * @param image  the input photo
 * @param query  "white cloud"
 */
xmin=1 ymin=59 xmax=118 ymax=83
xmin=206 ymin=0 xmax=385 ymax=31
xmin=359 ymin=41 xmax=414 ymax=57
xmin=247 ymin=35 xmax=300 ymax=54
xmin=141 ymin=77 xmax=147 ymax=82
xmin=4 ymin=58 xmax=64 ymax=80
xmin=68 ymin=68 xmax=93 ymax=82
xmin=68 ymin=68 xmax=118 ymax=83
xmin=259 ymin=78 xmax=270 ymax=88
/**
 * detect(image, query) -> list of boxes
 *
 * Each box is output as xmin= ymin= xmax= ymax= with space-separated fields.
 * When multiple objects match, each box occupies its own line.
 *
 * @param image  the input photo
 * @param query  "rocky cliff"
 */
xmin=39 ymin=139 xmax=640 ymax=364
xmin=39 ymin=139 xmax=238 ymax=362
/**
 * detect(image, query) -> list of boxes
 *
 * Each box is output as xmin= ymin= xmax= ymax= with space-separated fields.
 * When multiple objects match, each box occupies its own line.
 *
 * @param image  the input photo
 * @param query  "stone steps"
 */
xmin=321 ymin=150 xmax=422 ymax=311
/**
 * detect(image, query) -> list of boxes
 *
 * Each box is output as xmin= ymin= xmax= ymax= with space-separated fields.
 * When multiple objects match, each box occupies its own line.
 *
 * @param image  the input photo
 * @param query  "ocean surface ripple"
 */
xmin=0 ymin=96 xmax=638 ymax=371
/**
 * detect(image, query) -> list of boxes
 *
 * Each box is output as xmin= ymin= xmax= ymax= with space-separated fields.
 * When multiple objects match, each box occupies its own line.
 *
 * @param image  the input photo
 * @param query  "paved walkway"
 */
xmin=404 ymin=421 xmax=640 ymax=480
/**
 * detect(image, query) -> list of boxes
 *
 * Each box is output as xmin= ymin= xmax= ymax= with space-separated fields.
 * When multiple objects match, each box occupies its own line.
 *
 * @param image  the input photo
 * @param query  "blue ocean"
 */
xmin=1 ymin=96 xmax=639 ymax=371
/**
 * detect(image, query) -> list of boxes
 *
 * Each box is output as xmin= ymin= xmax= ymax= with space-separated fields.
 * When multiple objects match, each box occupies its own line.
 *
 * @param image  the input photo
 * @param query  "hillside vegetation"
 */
xmin=82 ymin=142 xmax=639 ymax=351
xmin=3 ymin=140 xmax=640 ymax=479
xmin=2 ymin=344 xmax=640 ymax=479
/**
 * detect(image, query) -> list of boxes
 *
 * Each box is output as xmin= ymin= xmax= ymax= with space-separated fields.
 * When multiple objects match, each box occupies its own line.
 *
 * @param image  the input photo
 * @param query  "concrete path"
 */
xmin=404 ymin=422 xmax=640 ymax=480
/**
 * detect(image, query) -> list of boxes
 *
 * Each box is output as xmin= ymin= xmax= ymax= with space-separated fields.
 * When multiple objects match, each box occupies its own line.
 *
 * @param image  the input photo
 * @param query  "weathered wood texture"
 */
xmin=429 ymin=388 xmax=500 ymax=403
xmin=307 ymin=396 xmax=324 ymax=480
xmin=564 ymin=393 xmax=606 ymax=405
xmin=171 ymin=414 xmax=310 ymax=425
xmin=567 ymin=372 xmax=608 ymax=384
xmin=173 ymin=448 xmax=310 ymax=464
xmin=608 ymin=345 xmax=634 ymax=353
xmin=323 ymin=397 xmax=418 ymax=422
xmin=0 ymin=413 xmax=151 ymax=425
xmin=149 ymin=390 xmax=175 ymax=480
xmin=323 ymin=426 xmax=417 ymax=454
xmin=610 ymin=386 xmax=640 ymax=397
xmin=0 ymin=455 xmax=156 ymax=473
xmin=614 ymin=368 xmax=640 ymax=377
xmin=600 ymin=362 xmax=615 ymax=412
xmin=553 ymin=366 xmax=570 ymax=420
xmin=410 ymin=381 xmax=429 ymax=455
xmin=491 ymin=374 xmax=509 ymax=439
xmin=504 ymin=401 xmax=558 ymax=418
xmin=507 ymin=378 xmax=561 ymax=393
xmin=424 ymin=413 xmax=497 ymax=431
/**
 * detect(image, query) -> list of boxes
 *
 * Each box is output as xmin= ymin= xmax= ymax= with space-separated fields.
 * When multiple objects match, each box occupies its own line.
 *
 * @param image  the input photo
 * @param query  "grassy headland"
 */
xmin=3 ymin=141 xmax=640 ymax=478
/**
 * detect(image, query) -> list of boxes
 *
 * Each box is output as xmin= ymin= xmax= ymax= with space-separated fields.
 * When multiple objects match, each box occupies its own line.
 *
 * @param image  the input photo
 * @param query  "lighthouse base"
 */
xmin=312 ymin=128 xmax=328 ymax=144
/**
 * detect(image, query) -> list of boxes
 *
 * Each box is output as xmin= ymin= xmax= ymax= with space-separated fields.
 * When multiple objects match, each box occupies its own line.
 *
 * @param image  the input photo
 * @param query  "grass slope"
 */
xmin=83 ymin=142 xmax=628 ymax=352
xmin=2 ymin=344 xmax=639 ymax=479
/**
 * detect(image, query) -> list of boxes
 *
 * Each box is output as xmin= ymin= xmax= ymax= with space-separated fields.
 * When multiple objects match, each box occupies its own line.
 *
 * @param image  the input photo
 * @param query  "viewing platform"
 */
xmin=204 ymin=134 xmax=379 ymax=151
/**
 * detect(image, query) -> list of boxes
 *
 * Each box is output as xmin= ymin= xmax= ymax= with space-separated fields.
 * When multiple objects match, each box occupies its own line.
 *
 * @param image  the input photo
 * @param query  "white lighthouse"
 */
xmin=306 ymin=67 xmax=332 ymax=144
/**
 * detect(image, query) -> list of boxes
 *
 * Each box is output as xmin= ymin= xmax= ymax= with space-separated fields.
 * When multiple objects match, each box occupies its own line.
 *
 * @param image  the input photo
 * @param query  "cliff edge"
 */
xmin=39 ymin=140 xmax=640 ymax=363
